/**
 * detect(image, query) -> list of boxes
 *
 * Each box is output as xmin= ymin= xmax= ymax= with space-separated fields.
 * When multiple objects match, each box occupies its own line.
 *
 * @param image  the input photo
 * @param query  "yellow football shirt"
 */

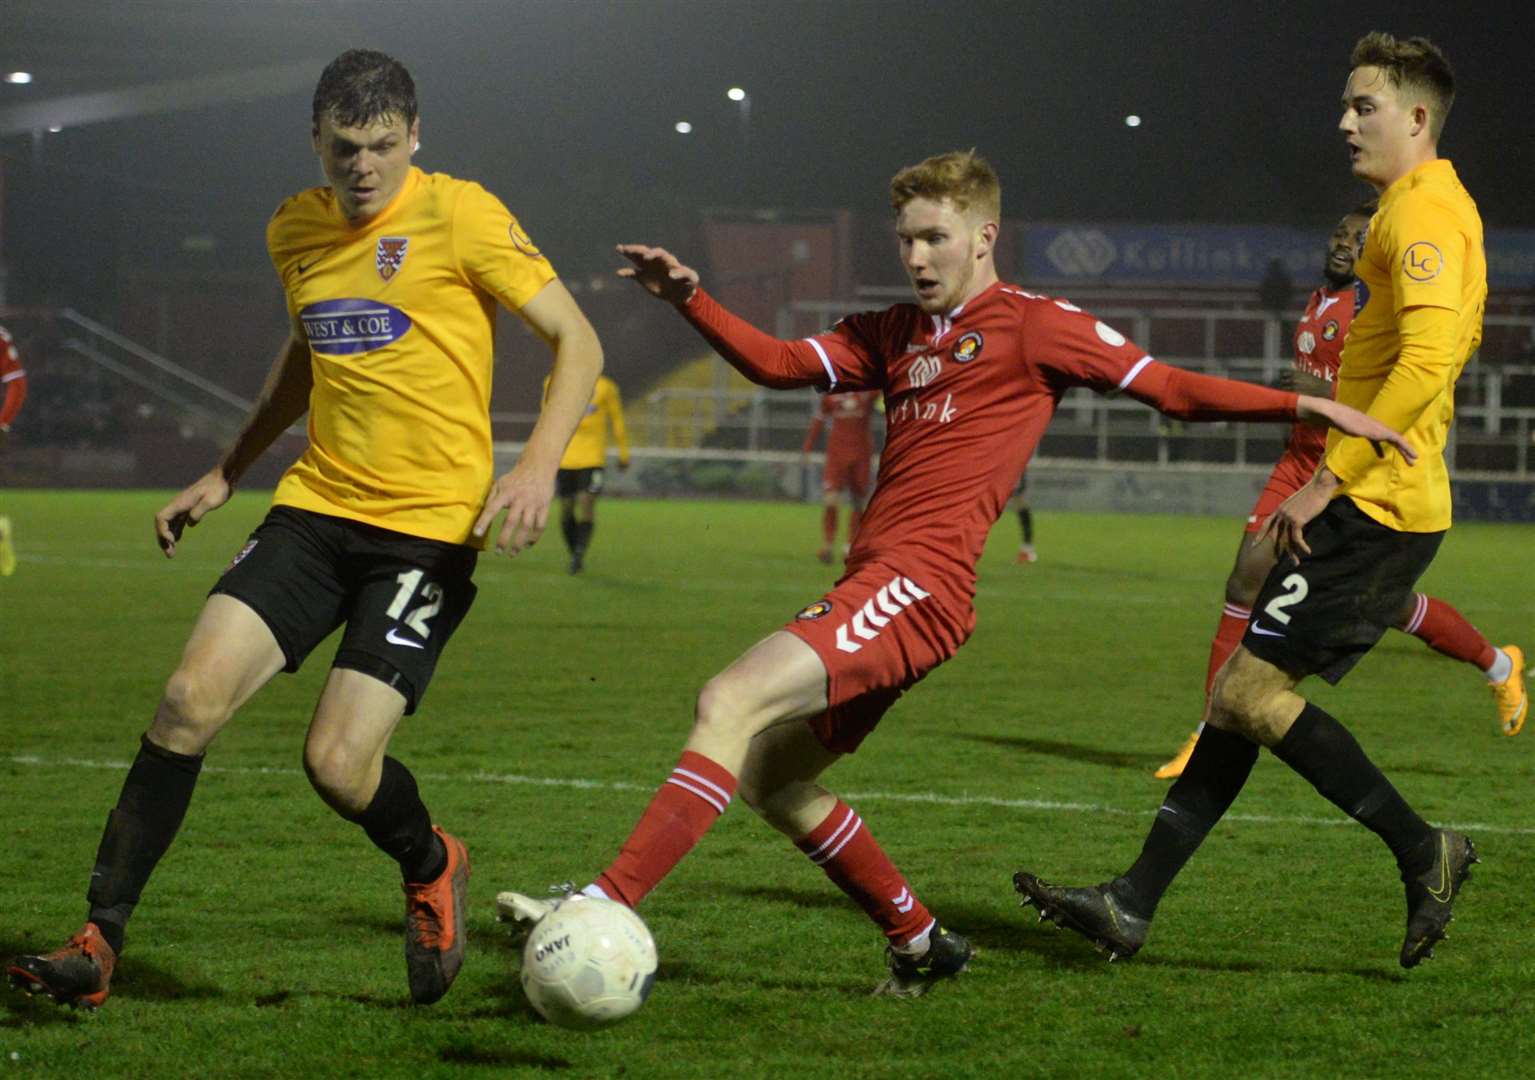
xmin=544 ymin=374 xmax=629 ymax=470
xmin=267 ymin=166 xmax=556 ymax=546
xmin=1323 ymin=159 xmax=1485 ymax=533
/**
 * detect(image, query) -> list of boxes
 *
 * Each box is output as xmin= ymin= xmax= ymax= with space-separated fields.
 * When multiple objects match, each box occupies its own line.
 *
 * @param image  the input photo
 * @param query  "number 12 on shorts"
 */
xmin=386 ymin=569 xmax=443 ymax=639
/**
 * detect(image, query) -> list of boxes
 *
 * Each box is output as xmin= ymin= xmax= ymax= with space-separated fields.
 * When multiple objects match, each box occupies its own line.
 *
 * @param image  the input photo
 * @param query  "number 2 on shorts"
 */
xmin=1263 ymin=572 xmax=1309 ymax=626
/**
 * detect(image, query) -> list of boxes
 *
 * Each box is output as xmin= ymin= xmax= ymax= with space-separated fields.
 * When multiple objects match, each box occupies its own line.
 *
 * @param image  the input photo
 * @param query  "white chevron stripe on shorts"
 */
xmin=835 ymin=575 xmax=930 ymax=654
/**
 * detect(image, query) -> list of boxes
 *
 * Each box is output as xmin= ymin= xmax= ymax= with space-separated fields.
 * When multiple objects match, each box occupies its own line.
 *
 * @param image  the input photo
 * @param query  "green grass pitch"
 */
xmin=2 ymin=489 xmax=1531 ymax=1077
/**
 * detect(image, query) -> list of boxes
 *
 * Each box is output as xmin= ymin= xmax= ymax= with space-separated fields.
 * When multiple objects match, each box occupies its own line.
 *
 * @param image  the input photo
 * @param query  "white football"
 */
xmin=520 ymin=898 xmax=657 ymax=1030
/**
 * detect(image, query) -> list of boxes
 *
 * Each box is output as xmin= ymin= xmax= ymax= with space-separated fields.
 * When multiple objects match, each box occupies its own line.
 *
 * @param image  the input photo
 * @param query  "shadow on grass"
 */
xmin=1 ymin=934 xmax=223 ymax=1025
xmin=439 ymin=1043 xmax=573 ymax=1070
xmin=958 ymin=732 xmax=1157 ymax=770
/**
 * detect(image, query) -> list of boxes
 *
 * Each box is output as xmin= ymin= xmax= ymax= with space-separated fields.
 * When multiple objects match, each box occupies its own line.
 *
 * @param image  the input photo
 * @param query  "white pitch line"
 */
xmin=9 ymin=754 xmax=1534 ymax=836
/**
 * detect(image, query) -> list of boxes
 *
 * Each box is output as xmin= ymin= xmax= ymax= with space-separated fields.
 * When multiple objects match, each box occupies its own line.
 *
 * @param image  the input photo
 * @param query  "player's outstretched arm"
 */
xmin=1294 ymin=394 xmax=1417 ymax=464
xmin=156 ymin=330 xmax=312 ymax=557
xmin=617 ymin=243 xmax=828 ymax=391
xmin=615 ymin=244 xmax=700 ymax=307
xmin=474 ymin=280 xmax=603 ymax=555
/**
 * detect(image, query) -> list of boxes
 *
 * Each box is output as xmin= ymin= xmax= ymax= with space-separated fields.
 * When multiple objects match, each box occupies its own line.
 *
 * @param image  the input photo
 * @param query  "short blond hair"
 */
xmin=889 ymin=150 xmax=1001 ymax=222
xmin=1350 ymin=32 xmax=1454 ymax=140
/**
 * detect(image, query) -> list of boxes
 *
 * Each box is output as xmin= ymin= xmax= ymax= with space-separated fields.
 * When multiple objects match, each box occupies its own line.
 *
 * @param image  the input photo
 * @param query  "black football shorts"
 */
xmin=1243 ymin=497 xmax=1443 ymax=684
xmin=211 ymin=506 xmax=478 ymax=713
xmin=556 ymin=467 xmax=605 ymax=498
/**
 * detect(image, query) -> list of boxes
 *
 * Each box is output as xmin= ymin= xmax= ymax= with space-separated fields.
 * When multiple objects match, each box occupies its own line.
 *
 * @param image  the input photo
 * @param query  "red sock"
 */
xmin=594 ymin=751 xmax=737 ymax=908
xmin=848 ymin=508 xmax=864 ymax=543
xmin=795 ymin=800 xmax=932 ymax=946
xmin=1205 ymin=604 xmax=1251 ymax=695
xmin=1397 ymin=593 xmax=1496 ymax=670
xmin=821 ymin=506 xmax=838 ymax=544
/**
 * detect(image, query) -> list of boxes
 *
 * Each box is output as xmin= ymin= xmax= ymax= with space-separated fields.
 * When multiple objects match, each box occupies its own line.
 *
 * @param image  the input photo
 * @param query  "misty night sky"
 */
xmin=2 ymin=0 xmax=1531 ymax=306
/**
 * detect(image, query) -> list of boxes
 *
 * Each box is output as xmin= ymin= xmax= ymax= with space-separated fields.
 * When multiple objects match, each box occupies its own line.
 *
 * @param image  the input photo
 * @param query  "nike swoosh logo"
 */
xmin=1250 ymin=624 xmax=1286 ymax=638
xmin=385 ymin=627 xmax=425 ymax=649
xmin=1426 ymin=835 xmax=1453 ymax=903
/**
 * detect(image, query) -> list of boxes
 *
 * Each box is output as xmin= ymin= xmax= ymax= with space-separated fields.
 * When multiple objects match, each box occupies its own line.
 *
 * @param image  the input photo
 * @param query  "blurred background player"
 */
xmin=801 ymin=388 xmax=879 ymax=563
xmin=1020 ymin=32 xmax=1489 ymax=971
xmin=1009 ymin=470 xmax=1036 ymax=563
xmin=497 ymin=151 xmax=1413 ymax=998
xmin=6 ymin=49 xmax=602 ymax=1011
xmin=1156 ymin=205 xmax=1526 ymax=778
xmin=544 ymin=371 xmax=629 ymax=573
xmin=0 ymin=323 xmax=28 ymax=576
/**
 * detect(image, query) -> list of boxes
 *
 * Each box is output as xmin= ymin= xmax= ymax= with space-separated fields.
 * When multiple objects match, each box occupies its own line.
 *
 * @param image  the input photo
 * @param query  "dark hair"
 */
xmin=1350 ymin=32 xmax=1454 ymax=139
xmin=312 ymin=49 xmax=417 ymax=131
xmin=1349 ymin=200 xmax=1379 ymax=218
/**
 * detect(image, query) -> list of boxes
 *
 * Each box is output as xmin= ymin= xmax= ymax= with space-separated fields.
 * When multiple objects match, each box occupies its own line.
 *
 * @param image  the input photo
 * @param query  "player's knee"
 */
xmin=1209 ymin=668 xmax=1282 ymax=744
xmin=1224 ymin=570 xmax=1259 ymax=609
xmin=693 ymin=675 xmax=763 ymax=746
xmin=302 ymin=737 xmax=370 ymax=812
xmin=154 ymin=668 xmax=232 ymax=750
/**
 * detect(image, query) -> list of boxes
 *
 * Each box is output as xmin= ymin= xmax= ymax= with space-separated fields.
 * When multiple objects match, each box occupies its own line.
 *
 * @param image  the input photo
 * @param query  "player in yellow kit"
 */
xmin=1017 ymin=32 xmax=1487 ymax=970
xmin=543 ymin=372 xmax=630 ymax=573
xmin=8 ymin=49 xmax=602 ymax=1010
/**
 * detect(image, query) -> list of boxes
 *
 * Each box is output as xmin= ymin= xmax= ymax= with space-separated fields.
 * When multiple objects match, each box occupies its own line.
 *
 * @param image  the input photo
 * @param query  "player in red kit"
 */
xmin=496 ymin=151 xmax=1414 ymax=996
xmin=802 ymin=389 xmax=879 ymax=563
xmin=0 ymin=324 xmax=28 ymax=577
xmin=1155 ymin=206 xmax=1526 ymax=778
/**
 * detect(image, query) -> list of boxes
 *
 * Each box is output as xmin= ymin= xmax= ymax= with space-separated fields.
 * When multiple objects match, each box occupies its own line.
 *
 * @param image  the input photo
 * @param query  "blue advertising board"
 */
xmin=1020 ymin=223 xmax=1535 ymax=289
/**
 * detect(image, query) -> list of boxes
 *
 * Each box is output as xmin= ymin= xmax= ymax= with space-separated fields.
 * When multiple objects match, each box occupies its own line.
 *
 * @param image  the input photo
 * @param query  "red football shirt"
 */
xmin=682 ymin=281 xmax=1298 ymax=610
xmin=0 ymin=325 xmax=26 ymax=430
xmin=1285 ymin=282 xmax=1358 ymax=468
xmin=804 ymin=389 xmax=878 ymax=462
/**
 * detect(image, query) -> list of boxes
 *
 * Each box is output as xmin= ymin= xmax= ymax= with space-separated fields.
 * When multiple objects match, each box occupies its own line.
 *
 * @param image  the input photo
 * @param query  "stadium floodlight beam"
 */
xmin=726 ymin=87 xmax=746 ymax=102
xmin=674 ymin=120 xmax=693 ymax=134
xmin=46 ymin=124 xmax=62 ymax=133
xmin=4 ymin=72 xmax=33 ymax=85
xmin=1124 ymin=114 xmax=1142 ymax=127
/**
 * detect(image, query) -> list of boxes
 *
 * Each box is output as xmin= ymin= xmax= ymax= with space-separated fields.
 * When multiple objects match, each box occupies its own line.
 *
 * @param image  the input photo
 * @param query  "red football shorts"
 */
xmin=1244 ymin=448 xmax=1319 ymax=535
xmin=821 ymin=452 xmax=871 ymax=498
xmin=783 ymin=561 xmax=973 ymax=753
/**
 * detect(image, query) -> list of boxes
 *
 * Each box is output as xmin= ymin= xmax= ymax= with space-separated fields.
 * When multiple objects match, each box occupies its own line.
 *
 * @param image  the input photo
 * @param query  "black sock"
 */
xmin=86 ymin=734 xmax=205 ymax=955
xmin=574 ymin=519 xmax=594 ymax=556
xmin=1018 ymin=508 xmax=1033 ymax=545
xmin=1116 ymin=725 xmax=1259 ymax=917
xmin=560 ymin=509 xmax=577 ymax=554
xmin=1271 ymin=702 xmax=1433 ymax=869
xmin=349 ymin=756 xmax=445 ymax=883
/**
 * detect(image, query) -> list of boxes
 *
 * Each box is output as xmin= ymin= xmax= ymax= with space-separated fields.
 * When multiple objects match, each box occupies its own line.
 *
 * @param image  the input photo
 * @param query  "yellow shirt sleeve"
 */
xmin=453 ymin=182 xmax=557 ymax=311
xmin=1384 ymin=190 xmax=1466 ymax=315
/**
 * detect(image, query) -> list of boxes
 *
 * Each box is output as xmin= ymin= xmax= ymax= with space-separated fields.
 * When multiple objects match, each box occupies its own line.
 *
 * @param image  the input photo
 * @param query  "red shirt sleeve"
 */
xmin=1023 ymin=301 xmax=1296 ymax=421
xmin=681 ymin=288 xmax=832 ymax=390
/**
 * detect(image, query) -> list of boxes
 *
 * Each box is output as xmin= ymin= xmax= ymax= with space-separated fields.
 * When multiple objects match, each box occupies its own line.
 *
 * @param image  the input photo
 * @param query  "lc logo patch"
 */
xmin=509 ymin=219 xmax=542 ymax=258
xmin=796 ymin=600 xmax=834 ymax=621
xmin=1321 ymin=320 xmax=1339 ymax=341
xmin=1403 ymin=241 xmax=1443 ymax=282
xmin=376 ymin=237 xmax=409 ymax=282
xmin=952 ymin=331 xmax=983 ymax=363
